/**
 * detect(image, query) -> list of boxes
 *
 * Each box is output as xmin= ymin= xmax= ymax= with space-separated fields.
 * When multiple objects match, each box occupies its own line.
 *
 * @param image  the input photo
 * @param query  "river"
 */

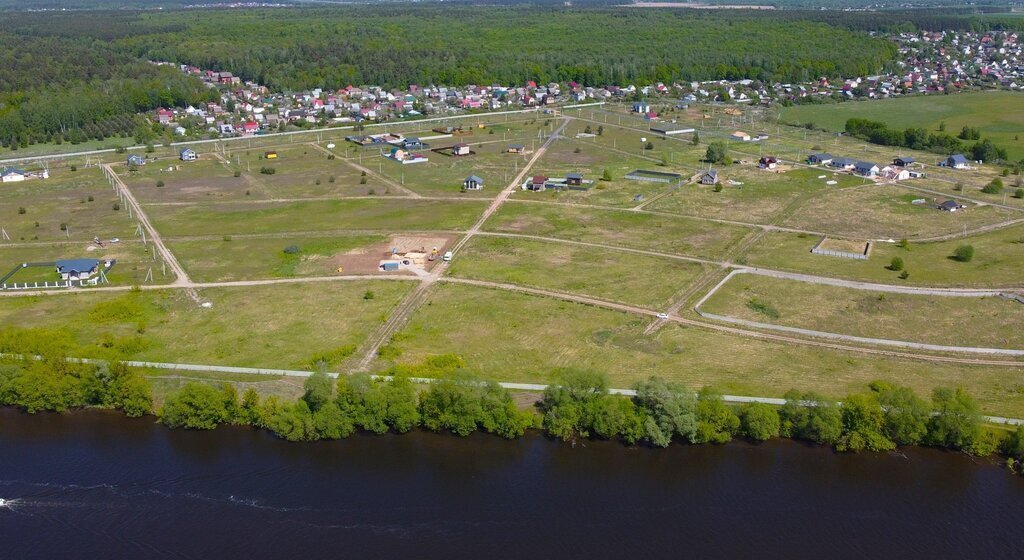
xmin=1 ymin=408 xmax=1022 ymax=559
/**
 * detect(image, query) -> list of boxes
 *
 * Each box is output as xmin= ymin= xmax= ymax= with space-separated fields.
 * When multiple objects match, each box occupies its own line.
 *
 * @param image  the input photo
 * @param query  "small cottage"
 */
xmin=463 ymin=175 xmax=484 ymax=191
xmin=700 ymin=169 xmax=719 ymax=185
xmin=179 ymin=148 xmax=197 ymax=162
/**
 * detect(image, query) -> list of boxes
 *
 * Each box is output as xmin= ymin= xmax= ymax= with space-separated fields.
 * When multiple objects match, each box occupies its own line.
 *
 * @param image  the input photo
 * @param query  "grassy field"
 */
xmin=652 ymin=166 xmax=865 ymax=224
xmin=0 ymin=167 xmax=138 ymax=243
xmin=167 ymin=234 xmax=390 ymax=282
xmin=447 ymin=235 xmax=708 ymax=308
xmin=0 ymin=281 xmax=412 ymax=369
xmin=145 ymin=198 xmax=487 ymax=237
xmin=741 ymin=225 xmax=1024 ymax=288
xmin=485 ymin=200 xmax=753 ymax=259
xmin=780 ymin=91 xmax=1024 ymax=161
xmin=387 ymin=283 xmax=1024 ymax=417
xmin=779 ymin=183 xmax=1016 ymax=239
xmin=701 ymin=273 xmax=1024 ymax=349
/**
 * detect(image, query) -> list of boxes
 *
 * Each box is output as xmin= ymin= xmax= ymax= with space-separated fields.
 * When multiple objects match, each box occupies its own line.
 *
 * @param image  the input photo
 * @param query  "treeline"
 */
xmin=0 ymin=358 xmax=152 ymax=417
xmin=845 ymin=118 xmax=1012 ymax=163
xmin=154 ymin=363 xmax=1016 ymax=462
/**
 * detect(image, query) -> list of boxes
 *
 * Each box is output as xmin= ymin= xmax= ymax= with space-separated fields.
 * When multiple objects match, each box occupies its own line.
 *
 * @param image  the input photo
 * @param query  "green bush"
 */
xmin=260 ymin=166 xmax=276 ymax=175
xmin=952 ymin=245 xmax=974 ymax=262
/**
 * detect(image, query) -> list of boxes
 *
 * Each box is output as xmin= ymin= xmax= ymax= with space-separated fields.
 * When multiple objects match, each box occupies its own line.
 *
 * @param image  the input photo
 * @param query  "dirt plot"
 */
xmin=780 ymin=183 xmax=1016 ymax=239
xmin=329 ymin=234 xmax=455 ymax=275
xmin=701 ymin=273 xmax=1024 ymax=349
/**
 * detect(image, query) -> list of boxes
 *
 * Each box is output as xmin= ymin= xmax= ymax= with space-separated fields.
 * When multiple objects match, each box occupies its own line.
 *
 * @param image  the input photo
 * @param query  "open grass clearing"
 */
xmin=652 ymin=166 xmax=865 ymax=224
xmin=447 ymin=235 xmax=707 ymax=308
xmin=229 ymin=145 xmax=397 ymax=199
xmin=386 ymin=283 xmax=1024 ymax=417
xmin=485 ymin=201 xmax=752 ymax=259
xmin=741 ymin=225 xmax=1024 ymax=288
xmin=167 ymin=234 xmax=393 ymax=282
xmin=145 ymin=197 xmax=487 ymax=237
xmin=780 ymin=183 xmax=1016 ymax=239
xmin=0 ymin=281 xmax=412 ymax=370
xmin=701 ymin=273 xmax=1024 ymax=349
xmin=781 ymin=91 xmax=1024 ymax=162
xmin=0 ymin=167 xmax=137 ymax=243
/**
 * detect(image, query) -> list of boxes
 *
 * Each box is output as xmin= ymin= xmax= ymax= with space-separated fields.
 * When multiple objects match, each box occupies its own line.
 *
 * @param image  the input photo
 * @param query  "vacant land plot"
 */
xmin=229 ymin=145 xmax=397 ymax=199
xmin=0 ymin=281 xmax=412 ymax=369
xmin=781 ymin=91 xmax=1024 ymax=162
xmin=146 ymin=198 xmax=487 ymax=237
xmin=742 ymin=225 xmax=1024 ymax=288
xmin=122 ymin=157 xmax=253 ymax=204
xmin=780 ymin=183 xmax=1016 ymax=239
xmin=0 ymin=167 xmax=137 ymax=243
xmin=652 ymin=166 xmax=864 ymax=224
xmin=387 ymin=284 xmax=1024 ymax=417
xmin=485 ymin=201 xmax=752 ymax=259
xmin=167 ymin=234 xmax=390 ymax=282
xmin=448 ymin=236 xmax=707 ymax=308
xmin=701 ymin=273 xmax=1024 ymax=349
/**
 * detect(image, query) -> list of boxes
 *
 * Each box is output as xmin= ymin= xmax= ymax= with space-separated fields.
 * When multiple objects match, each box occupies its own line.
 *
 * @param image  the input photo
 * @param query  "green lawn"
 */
xmin=780 ymin=91 xmax=1024 ymax=161
xmin=701 ymin=273 xmax=1024 ymax=349
xmin=145 ymin=198 xmax=487 ymax=237
xmin=741 ymin=225 xmax=1024 ymax=288
xmin=387 ymin=283 xmax=1024 ymax=417
xmin=0 ymin=281 xmax=412 ymax=369
xmin=485 ymin=200 xmax=753 ymax=259
xmin=448 ymin=235 xmax=708 ymax=308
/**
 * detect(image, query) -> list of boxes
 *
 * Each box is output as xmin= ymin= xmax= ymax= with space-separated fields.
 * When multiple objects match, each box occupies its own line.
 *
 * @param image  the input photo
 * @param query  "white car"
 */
xmin=656 ymin=313 xmax=669 ymax=320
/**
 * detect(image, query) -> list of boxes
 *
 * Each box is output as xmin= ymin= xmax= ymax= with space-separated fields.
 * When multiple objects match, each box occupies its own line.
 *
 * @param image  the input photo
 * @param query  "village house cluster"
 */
xmin=147 ymin=29 xmax=1021 ymax=140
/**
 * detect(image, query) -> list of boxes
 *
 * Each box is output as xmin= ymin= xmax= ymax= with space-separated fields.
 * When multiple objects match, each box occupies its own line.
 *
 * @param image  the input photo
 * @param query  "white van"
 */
xmin=442 ymin=251 xmax=453 ymax=262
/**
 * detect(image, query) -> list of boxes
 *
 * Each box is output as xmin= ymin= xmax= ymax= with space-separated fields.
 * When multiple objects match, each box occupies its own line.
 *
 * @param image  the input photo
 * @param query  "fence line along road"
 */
xmin=4 ymin=353 xmax=1018 ymax=426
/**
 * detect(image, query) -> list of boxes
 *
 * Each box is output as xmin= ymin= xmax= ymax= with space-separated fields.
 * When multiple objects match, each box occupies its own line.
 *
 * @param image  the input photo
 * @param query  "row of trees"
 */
xmin=844 ymin=118 xmax=1011 ymax=163
xmin=0 ymin=358 xmax=152 ymax=417
xmin=537 ymin=370 xmax=1002 ymax=456
xmin=155 ymin=365 xmax=1008 ymax=459
xmin=161 ymin=369 xmax=538 ymax=442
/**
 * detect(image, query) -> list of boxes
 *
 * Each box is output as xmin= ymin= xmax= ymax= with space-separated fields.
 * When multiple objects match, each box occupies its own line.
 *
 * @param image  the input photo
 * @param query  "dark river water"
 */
xmin=1 ymin=408 xmax=1023 ymax=559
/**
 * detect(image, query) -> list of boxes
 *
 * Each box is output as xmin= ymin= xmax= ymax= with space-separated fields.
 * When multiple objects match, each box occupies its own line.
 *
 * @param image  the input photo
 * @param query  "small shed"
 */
xmin=529 ymin=175 xmax=548 ymax=191
xmin=758 ymin=156 xmax=779 ymax=169
xmin=452 ymin=143 xmax=471 ymax=156
xmin=938 ymin=199 xmax=962 ymax=212
xmin=179 ymin=148 xmax=197 ymax=161
xmin=265 ymin=151 xmax=278 ymax=159
xmin=700 ymin=169 xmax=719 ymax=185
xmin=404 ymin=137 xmax=423 ymax=150
xmin=566 ymin=172 xmax=584 ymax=186
xmin=946 ymin=154 xmax=969 ymax=169
xmin=507 ymin=144 xmax=525 ymax=154
xmin=463 ymin=175 xmax=484 ymax=190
